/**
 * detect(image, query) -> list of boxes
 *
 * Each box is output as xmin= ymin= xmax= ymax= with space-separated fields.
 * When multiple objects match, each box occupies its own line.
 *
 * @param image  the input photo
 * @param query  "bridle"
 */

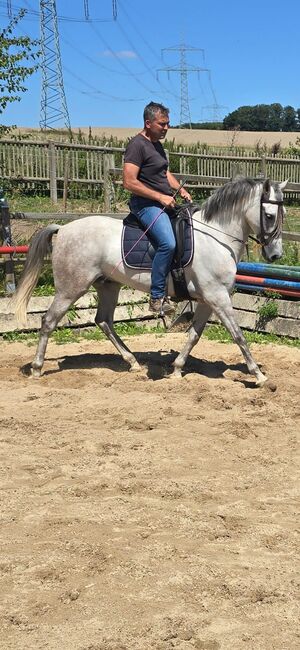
xmin=193 ymin=189 xmax=285 ymax=249
xmin=258 ymin=192 xmax=284 ymax=246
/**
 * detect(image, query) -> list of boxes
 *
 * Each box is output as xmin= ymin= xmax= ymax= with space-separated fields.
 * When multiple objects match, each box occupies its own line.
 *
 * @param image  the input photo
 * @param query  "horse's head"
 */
xmin=247 ymin=179 xmax=288 ymax=262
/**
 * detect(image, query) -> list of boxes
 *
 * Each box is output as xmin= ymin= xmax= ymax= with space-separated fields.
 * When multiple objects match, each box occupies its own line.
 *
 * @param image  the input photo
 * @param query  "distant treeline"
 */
xmin=175 ymin=104 xmax=300 ymax=132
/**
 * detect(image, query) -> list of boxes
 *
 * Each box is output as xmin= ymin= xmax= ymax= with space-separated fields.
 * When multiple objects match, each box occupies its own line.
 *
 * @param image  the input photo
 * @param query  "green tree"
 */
xmin=0 ymin=9 xmax=39 ymax=126
xmin=223 ymin=105 xmax=256 ymax=130
xmin=267 ymin=103 xmax=283 ymax=131
xmin=223 ymin=103 xmax=300 ymax=132
xmin=282 ymin=105 xmax=297 ymax=131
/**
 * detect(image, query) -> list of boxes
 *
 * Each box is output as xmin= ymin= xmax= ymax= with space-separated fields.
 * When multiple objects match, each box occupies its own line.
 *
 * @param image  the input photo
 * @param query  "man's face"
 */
xmin=145 ymin=111 xmax=170 ymax=141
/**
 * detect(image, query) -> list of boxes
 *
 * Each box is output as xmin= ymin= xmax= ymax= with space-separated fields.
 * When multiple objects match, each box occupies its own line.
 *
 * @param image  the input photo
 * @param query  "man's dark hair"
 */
xmin=143 ymin=101 xmax=169 ymax=123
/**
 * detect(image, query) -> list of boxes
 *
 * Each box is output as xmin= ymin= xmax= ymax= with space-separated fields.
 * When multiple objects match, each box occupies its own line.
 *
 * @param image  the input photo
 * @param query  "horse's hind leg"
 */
xmin=172 ymin=302 xmax=212 ymax=378
xmin=94 ymin=280 xmax=141 ymax=372
xmin=31 ymin=293 xmax=77 ymax=378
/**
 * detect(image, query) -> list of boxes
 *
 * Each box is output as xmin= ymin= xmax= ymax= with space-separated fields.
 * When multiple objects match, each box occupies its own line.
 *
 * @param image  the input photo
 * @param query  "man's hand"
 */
xmin=179 ymin=187 xmax=192 ymax=202
xmin=159 ymin=194 xmax=176 ymax=208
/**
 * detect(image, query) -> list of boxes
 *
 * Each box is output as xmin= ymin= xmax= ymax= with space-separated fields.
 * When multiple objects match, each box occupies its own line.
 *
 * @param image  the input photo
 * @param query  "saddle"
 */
xmin=122 ymin=203 xmax=200 ymax=300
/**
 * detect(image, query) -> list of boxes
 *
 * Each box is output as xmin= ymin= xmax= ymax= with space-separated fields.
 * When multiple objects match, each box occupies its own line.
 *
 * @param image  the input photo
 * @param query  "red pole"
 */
xmin=0 ymin=245 xmax=29 ymax=254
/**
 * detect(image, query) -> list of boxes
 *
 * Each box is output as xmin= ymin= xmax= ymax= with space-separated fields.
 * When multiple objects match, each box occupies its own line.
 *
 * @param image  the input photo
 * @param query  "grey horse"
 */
xmin=13 ymin=176 xmax=287 ymax=385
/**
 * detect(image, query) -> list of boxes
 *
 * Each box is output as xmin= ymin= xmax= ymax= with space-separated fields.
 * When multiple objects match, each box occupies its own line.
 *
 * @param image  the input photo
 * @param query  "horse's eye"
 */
xmin=265 ymin=212 xmax=274 ymax=219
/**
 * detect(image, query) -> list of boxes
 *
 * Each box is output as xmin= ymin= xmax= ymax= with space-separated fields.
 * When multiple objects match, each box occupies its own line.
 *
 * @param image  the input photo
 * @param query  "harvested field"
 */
xmin=16 ymin=126 xmax=300 ymax=148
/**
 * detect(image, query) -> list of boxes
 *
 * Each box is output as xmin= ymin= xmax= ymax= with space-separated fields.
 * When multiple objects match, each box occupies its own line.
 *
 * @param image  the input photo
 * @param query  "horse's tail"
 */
xmin=13 ymin=224 xmax=60 ymax=327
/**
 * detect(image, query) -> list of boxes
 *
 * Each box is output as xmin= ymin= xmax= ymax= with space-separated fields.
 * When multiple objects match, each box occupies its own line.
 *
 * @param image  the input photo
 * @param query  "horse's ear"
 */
xmin=262 ymin=178 xmax=271 ymax=195
xmin=279 ymin=179 xmax=289 ymax=191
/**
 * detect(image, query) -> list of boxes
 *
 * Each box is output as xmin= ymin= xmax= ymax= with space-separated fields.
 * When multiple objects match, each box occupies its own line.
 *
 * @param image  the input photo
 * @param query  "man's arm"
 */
xmin=166 ymin=171 xmax=192 ymax=202
xmin=123 ymin=163 xmax=176 ymax=208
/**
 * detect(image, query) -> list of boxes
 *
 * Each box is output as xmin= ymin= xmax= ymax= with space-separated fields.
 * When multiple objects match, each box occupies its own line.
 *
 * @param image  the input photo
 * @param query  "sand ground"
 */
xmin=0 ymin=333 xmax=299 ymax=650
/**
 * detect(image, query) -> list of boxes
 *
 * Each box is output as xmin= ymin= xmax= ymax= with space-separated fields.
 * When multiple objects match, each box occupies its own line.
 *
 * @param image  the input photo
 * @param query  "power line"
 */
xmin=86 ymin=21 xmax=161 ymax=96
xmin=114 ymin=20 xmax=179 ymax=101
xmin=63 ymin=63 xmax=146 ymax=102
xmin=59 ymin=29 xmax=146 ymax=77
xmin=1 ymin=0 xmax=116 ymax=22
xmin=117 ymin=0 xmax=179 ymax=100
xmin=83 ymin=0 xmax=89 ymax=21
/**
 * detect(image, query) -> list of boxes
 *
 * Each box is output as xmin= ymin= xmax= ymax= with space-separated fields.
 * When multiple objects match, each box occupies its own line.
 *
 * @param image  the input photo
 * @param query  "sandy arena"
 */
xmin=0 ymin=332 xmax=299 ymax=650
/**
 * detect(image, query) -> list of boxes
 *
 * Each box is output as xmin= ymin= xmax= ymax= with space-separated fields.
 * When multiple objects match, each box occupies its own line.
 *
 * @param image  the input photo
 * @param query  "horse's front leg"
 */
xmin=94 ymin=279 xmax=141 ymax=372
xmin=207 ymin=289 xmax=269 ymax=387
xmin=172 ymin=303 xmax=212 ymax=378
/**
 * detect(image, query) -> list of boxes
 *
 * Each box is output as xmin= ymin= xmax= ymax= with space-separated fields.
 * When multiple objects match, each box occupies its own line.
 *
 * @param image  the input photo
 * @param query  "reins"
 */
xmin=107 ymin=182 xmax=284 ymax=282
xmin=192 ymin=219 xmax=247 ymax=245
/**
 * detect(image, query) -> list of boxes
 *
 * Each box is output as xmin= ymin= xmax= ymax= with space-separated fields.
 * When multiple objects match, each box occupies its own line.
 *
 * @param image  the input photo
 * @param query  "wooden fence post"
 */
xmin=260 ymin=155 xmax=266 ymax=178
xmin=49 ymin=142 xmax=58 ymax=203
xmin=0 ymin=192 xmax=16 ymax=294
xmin=231 ymin=162 xmax=243 ymax=179
xmin=63 ymin=151 xmax=69 ymax=212
xmin=103 ymin=152 xmax=111 ymax=212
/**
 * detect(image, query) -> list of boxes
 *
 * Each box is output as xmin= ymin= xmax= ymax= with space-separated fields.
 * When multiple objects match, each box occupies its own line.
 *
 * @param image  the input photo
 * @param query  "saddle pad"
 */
xmin=121 ymin=216 xmax=194 ymax=270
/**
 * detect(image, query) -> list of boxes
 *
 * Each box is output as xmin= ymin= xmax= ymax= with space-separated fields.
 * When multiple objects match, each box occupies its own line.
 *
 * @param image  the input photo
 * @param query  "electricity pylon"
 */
xmin=39 ymin=0 xmax=71 ymax=130
xmin=201 ymin=71 xmax=227 ymax=122
xmin=157 ymin=41 xmax=208 ymax=128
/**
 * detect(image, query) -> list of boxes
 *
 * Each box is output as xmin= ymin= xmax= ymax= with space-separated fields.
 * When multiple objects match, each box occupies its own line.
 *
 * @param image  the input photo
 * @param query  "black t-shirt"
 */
xmin=124 ymin=133 xmax=173 ymax=196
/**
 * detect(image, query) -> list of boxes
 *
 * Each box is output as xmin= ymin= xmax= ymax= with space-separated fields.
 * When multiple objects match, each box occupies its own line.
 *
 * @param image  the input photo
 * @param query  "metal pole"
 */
xmin=0 ymin=190 xmax=16 ymax=294
xmin=49 ymin=142 xmax=58 ymax=203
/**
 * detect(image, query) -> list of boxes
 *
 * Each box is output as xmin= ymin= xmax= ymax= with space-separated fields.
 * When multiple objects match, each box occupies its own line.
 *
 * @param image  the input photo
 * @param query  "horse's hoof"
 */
xmin=255 ymin=376 xmax=276 ymax=390
xmin=31 ymin=367 xmax=42 ymax=379
xmin=129 ymin=363 xmax=142 ymax=373
xmin=169 ymin=369 xmax=182 ymax=380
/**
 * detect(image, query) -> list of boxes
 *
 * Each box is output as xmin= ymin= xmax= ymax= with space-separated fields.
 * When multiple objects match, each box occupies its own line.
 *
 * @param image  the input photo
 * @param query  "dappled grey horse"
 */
xmin=13 ymin=177 xmax=287 ymax=385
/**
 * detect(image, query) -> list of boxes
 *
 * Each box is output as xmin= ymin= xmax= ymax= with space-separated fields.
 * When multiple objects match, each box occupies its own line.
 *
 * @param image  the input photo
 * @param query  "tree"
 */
xmin=282 ymin=106 xmax=297 ymax=131
xmin=0 ymin=9 xmax=40 ymax=119
xmin=267 ymin=103 xmax=283 ymax=131
xmin=223 ymin=103 xmax=300 ymax=132
xmin=223 ymin=105 xmax=257 ymax=131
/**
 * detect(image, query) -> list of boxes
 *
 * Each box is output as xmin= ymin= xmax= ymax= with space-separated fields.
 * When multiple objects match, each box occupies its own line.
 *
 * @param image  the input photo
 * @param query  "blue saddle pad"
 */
xmin=121 ymin=214 xmax=194 ymax=270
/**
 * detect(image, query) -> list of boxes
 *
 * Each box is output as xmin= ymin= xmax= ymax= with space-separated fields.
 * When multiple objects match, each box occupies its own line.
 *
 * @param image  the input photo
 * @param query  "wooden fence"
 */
xmin=1 ymin=138 xmax=300 ymax=206
xmin=1 ymin=290 xmax=299 ymax=339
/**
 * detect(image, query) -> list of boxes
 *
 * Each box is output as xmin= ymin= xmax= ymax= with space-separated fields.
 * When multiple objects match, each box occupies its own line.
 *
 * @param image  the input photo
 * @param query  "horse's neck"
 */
xmin=194 ymin=210 xmax=250 ymax=261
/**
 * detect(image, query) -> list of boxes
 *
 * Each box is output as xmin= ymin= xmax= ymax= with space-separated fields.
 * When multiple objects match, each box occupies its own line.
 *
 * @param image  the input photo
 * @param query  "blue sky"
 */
xmin=1 ymin=0 xmax=300 ymax=128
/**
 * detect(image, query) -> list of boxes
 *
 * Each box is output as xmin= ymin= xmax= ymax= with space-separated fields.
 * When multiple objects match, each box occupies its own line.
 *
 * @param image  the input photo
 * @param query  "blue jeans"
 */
xmin=130 ymin=197 xmax=176 ymax=299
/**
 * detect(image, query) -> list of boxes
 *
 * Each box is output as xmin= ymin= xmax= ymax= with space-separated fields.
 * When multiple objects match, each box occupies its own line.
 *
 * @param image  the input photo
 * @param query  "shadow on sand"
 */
xmin=20 ymin=349 xmax=257 ymax=387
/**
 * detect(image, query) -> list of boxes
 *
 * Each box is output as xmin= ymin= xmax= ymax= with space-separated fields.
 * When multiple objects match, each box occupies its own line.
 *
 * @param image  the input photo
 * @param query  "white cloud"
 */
xmin=102 ymin=50 xmax=137 ymax=59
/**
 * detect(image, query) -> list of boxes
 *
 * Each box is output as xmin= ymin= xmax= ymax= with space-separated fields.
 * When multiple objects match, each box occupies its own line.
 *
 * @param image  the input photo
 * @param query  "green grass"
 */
xmin=203 ymin=324 xmax=300 ymax=348
xmin=1 ymin=321 xmax=299 ymax=348
xmin=284 ymin=206 xmax=300 ymax=231
xmin=7 ymin=194 xmax=107 ymax=215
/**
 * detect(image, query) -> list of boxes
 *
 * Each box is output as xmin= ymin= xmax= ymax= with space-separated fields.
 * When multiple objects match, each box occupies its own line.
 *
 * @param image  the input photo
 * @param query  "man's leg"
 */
xmin=138 ymin=205 xmax=176 ymax=313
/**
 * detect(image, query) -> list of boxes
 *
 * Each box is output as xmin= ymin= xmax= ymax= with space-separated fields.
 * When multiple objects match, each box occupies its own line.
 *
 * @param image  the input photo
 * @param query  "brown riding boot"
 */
xmin=149 ymin=296 xmax=175 ymax=316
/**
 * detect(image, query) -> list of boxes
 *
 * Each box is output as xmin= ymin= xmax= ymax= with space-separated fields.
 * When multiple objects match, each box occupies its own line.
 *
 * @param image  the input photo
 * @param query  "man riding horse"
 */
xmin=123 ymin=101 xmax=192 ymax=316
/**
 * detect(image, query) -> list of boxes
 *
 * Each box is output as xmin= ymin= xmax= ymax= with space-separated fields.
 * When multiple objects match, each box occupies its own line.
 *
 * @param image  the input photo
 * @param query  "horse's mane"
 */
xmin=201 ymin=176 xmax=260 ymax=224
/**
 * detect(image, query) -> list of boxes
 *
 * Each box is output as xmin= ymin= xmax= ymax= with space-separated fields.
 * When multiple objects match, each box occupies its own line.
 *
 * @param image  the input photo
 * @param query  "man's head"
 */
xmin=143 ymin=101 xmax=170 ymax=141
